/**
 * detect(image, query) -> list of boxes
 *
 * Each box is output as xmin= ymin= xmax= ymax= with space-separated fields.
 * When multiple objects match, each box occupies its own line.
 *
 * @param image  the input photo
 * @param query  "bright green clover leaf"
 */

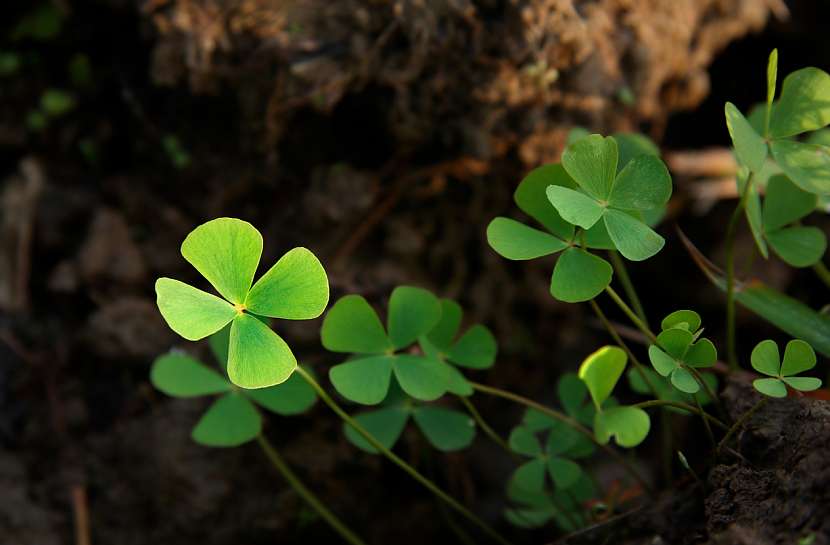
xmin=759 ymin=175 xmax=826 ymax=267
xmin=155 ymin=218 xmax=329 ymax=389
xmin=343 ymin=384 xmax=475 ymax=453
xmin=507 ymin=424 xmax=586 ymax=493
xmin=647 ymin=310 xmax=717 ymax=394
xmin=486 ymin=163 xmax=615 ymax=302
xmin=150 ymin=337 xmax=317 ymax=447
xmin=751 ymin=339 xmax=822 ymax=398
xmin=579 ymin=346 xmax=650 ymax=448
xmin=552 ymin=134 xmax=672 ymax=261
xmin=323 ymin=287 xmax=451 ymax=404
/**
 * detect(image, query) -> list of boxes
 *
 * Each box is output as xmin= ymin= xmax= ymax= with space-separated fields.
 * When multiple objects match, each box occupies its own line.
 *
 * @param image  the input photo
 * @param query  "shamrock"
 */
xmin=743 ymin=174 xmax=826 ymax=267
xmin=504 ymin=469 xmax=595 ymax=531
xmin=342 ymin=383 xmax=476 ymax=453
xmin=321 ymin=286 xmax=452 ymax=404
xmin=150 ymin=326 xmax=317 ymax=447
xmin=548 ymin=133 xmax=672 ymax=261
xmin=486 ymin=163 xmax=614 ymax=303
xmin=726 ymin=49 xmax=830 ymax=194
xmin=155 ymin=218 xmax=329 ymax=389
xmin=751 ymin=339 xmax=822 ymax=398
xmin=508 ymin=420 xmax=591 ymax=494
xmin=647 ymin=310 xmax=717 ymax=394
xmin=579 ymin=347 xmax=650 ymax=448
xmin=418 ymin=298 xmax=498 ymax=396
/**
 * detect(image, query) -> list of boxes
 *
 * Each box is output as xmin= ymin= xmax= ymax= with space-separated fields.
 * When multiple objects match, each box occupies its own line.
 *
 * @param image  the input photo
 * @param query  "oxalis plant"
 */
xmin=150 ymin=49 xmax=828 ymax=543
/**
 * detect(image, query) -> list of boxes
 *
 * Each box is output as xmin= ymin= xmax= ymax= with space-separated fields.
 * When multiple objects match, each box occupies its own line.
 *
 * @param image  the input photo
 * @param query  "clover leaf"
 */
xmin=508 ymin=420 xmax=591 ymax=494
xmin=628 ymin=367 xmax=718 ymax=414
xmin=504 ymin=469 xmax=595 ymax=531
xmin=579 ymin=346 xmax=650 ymax=448
xmin=726 ymin=51 xmax=830 ymax=194
xmin=647 ymin=310 xmax=717 ymax=394
xmin=550 ymin=134 xmax=673 ymax=261
xmin=486 ymin=163 xmax=614 ymax=302
xmin=150 ymin=332 xmax=317 ymax=447
xmin=322 ymin=286 xmax=452 ymax=404
xmin=759 ymin=175 xmax=826 ymax=267
xmin=342 ymin=384 xmax=475 ymax=453
xmin=751 ymin=339 xmax=822 ymax=398
xmin=155 ymin=218 xmax=329 ymax=389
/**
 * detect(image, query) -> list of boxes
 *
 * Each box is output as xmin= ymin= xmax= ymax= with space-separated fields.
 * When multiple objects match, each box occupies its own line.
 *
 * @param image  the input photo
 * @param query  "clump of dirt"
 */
xmin=145 ymin=0 xmax=777 ymax=166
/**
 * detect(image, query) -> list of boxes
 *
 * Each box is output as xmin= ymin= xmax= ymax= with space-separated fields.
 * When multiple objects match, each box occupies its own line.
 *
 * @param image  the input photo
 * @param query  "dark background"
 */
xmin=1 ymin=1 xmax=828 ymax=544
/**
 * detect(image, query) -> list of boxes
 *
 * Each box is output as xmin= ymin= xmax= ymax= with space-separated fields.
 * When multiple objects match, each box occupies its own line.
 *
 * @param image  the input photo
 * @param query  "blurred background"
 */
xmin=1 ymin=1 xmax=829 ymax=543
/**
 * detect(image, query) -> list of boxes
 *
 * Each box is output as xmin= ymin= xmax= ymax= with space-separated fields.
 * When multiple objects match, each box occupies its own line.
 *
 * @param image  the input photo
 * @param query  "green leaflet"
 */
xmin=191 ymin=393 xmax=261 ymax=447
xmin=155 ymin=278 xmax=236 ymax=341
xmin=245 ymin=247 xmax=329 ymax=319
xmin=228 ymin=313 xmax=296 ymax=389
xmin=387 ymin=286 xmax=441 ymax=349
xmin=151 ymin=353 xmax=230 ymax=397
xmin=550 ymin=248 xmax=613 ymax=303
xmin=486 ymin=218 xmax=568 ymax=260
xmin=770 ymin=67 xmax=830 ymax=138
xmin=578 ymin=346 xmax=626 ymax=409
xmin=725 ymin=102 xmax=768 ymax=172
xmin=321 ymin=295 xmax=392 ymax=354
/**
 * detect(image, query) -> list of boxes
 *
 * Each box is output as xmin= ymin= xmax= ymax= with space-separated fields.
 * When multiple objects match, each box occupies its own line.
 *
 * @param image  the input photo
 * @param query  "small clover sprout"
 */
xmin=551 ymin=134 xmax=672 ymax=261
xmin=647 ymin=310 xmax=717 ymax=394
xmin=751 ymin=339 xmax=822 ymax=398
xmin=322 ymin=286 xmax=452 ymax=404
xmin=155 ymin=218 xmax=329 ymax=389
xmin=579 ymin=347 xmax=650 ymax=448
xmin=343 ymin=383 xmax=476 ymax=453
xmin=726 ymin=49 xmax=830 ymax=194
xmin=150 ymin=327 xmax=317 ymax=447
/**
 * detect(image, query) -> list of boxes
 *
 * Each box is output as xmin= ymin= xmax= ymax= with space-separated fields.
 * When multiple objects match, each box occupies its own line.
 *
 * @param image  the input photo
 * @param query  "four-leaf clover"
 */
xmin=751 ymin=339 xmax=822 ymax=398
xmin=155 ymin=218 xmax=329 ymax=389
xmin=647 ymin=310 xmax=717 ymax=394
xmin=549 ymin=134 xmax=672 ymax=261
xmin=322 ymin=286 xmax=451 ymax=404
xmin=150 ymin=326 xmax=317 ymax=447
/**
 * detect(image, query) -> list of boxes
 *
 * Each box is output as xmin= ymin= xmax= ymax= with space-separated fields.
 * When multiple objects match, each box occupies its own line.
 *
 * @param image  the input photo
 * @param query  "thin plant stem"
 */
xmin=458 ymin=396 xmax=512 ymax=455
xmin=716 ymin=398 xmax=768 ymax=456
xmin=604 ymin=287 xmax=658 ymax=345
xmin=469 ymin=381 xmax=653 ymax=496
xmin=813 ymin=261 xmax=830 ymax=290
xmin=295 ymin=367 xmax=513 ymax=545
xmin=683 ymin=364 xmax=726 ymax=418
xmin=693 ymin=394 xmax=716 ymax=450
xmin=631 ymin=400 xmax=728 ymax=431
xmin=256 ymin=434 xmax=367 ymax=545
xmin=725 ymin=176 xmax=753 ymax=369
xmin=608 ymin=250 xmax=649 ymax=328
xmin=589 ymin=300 xmax=659 ymax=398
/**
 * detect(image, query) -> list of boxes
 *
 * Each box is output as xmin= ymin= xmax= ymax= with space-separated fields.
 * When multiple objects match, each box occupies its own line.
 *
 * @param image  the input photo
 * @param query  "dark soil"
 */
xmin=1 ymin=1 xmax=829 ymax=544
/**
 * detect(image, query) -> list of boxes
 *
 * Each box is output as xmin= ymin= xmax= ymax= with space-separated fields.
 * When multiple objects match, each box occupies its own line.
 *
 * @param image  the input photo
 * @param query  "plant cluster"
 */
xmin=149 ymin=49 xmax=828 ymax=544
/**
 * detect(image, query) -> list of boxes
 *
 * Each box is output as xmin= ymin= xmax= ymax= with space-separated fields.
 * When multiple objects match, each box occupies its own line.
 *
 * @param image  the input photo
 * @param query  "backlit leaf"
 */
xmin=594 ymin=406 xmax=650 ymax=448
xmin=770 ymin=67 xmax=830 ymax=138
xmin=579 ymin=346 xmax=626 ymax=409
xmin=180 ymin=218 xmax=262 ymax=304
xmin=245 ymin=247 xmax=329 ymax=319
xmin=228 ymin=313 xmax=296 ymax=389
xmin=155 ymin=278 xmax=236 ymax=341
xmin=725 ymin=102 xmax=768 ymax=172
xmin=770 ymin=140 xmax=830 ymax=195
